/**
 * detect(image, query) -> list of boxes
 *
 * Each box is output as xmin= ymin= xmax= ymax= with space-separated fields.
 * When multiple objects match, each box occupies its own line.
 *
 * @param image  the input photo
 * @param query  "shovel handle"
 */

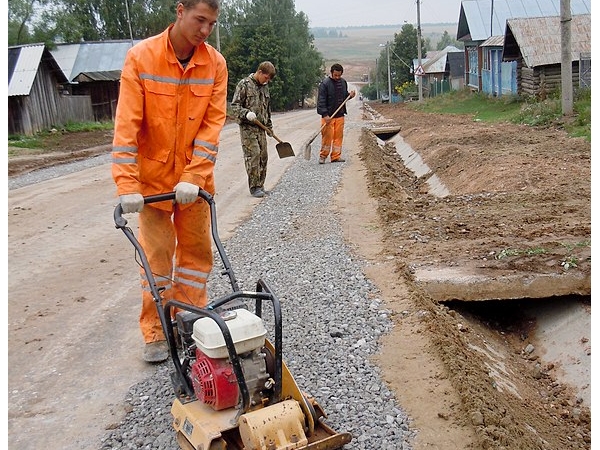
xmin=252 ymin=120 xmax=282 ymax=143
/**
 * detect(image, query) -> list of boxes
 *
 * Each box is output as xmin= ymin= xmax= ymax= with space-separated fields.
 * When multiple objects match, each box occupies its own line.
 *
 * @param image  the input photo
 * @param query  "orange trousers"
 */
xmin=319 ymin=116 xmax=345 ymax=161
xmin=137 ymin=201 xmax=212 ymax=343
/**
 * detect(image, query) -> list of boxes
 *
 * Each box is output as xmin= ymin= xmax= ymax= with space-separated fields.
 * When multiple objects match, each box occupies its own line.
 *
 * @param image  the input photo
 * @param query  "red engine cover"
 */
xmin=190 ymin=349 xmax=239 ymax=410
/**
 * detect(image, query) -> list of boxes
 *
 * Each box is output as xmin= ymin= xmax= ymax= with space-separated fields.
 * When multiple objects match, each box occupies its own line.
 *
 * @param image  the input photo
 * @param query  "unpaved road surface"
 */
xmin=8 ymin=97 xmax=591 ymax=449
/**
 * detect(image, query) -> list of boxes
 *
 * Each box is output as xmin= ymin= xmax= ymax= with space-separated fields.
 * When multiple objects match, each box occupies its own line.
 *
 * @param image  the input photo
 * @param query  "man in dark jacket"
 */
xmin=316 ymin=63 xmax=355 ymax=164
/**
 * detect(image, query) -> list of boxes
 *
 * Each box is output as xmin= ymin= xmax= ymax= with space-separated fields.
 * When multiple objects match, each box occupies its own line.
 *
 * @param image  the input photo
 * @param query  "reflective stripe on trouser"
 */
xmin=240 ymin=126 xmax=268 ymax=191
xmin=319 ymin=116 xmax=345 ymax=161
xmin=137 ymin=201 xmax=212 ymax=343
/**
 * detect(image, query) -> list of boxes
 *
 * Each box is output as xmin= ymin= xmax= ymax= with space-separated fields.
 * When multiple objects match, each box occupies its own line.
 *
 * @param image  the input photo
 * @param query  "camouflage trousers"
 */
xmin=240 ymin=125 xmax=268 ymax=192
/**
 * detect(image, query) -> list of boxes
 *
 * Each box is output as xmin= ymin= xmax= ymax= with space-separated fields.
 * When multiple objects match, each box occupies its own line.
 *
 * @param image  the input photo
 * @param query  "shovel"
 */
xmin=252 ymin=120 xmax=295 ymax=158
xmin=302 ymin=93 xmax=352 ymax=160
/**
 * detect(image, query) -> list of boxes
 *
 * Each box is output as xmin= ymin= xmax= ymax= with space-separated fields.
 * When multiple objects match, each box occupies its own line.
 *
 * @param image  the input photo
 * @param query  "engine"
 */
xmin=188 ymin=308 xmax=271 ymax=411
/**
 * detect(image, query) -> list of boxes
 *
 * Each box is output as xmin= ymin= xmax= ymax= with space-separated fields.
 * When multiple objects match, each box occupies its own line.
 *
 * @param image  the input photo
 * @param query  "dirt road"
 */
xmin=7 ymin=108 xmax=315 ymax=449
xmin=8 ymin=95 xmax=591 ymax=449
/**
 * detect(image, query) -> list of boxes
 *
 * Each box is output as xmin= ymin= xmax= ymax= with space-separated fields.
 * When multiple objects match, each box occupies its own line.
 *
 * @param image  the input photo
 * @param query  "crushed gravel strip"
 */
xmin=8 ymin=153 xmax=111 ymax=190
xmin=33 ymin=142 xmax=415 ymax=449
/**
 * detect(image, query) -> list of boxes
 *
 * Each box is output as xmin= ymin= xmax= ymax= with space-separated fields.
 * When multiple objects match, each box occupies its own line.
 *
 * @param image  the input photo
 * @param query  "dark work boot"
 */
xmin=252 ymin=188 xmax=265 ymax=198
xmin=143 ymin=341 xmax=169 ymax=363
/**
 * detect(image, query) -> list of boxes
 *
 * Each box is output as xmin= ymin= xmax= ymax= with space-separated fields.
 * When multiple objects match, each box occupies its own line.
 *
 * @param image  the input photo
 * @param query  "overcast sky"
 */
xmin=293 ymin=0 xmax=463 ymax=28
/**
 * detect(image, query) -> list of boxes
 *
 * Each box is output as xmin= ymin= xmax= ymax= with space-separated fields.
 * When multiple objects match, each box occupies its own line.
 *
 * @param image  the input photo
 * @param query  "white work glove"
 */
xmin=175 ymin=182 xmax=199 ymax=205
xmin=246 ymin=111 xmax=257 ymax=122
xmin=119 ymin=193 xmax=144 ymax=214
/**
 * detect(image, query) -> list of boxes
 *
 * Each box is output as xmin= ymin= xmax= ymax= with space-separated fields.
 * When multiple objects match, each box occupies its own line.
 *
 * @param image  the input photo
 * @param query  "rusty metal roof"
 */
xmin=503 ymin=14 xmax=591 ymax=67
xmin=480 ymin=35 xmax=504 ymax=47
xmin=72 ymin=70 xmax=123 ymax=82
xmin=457 ymin=0 xmax=590 ymax=42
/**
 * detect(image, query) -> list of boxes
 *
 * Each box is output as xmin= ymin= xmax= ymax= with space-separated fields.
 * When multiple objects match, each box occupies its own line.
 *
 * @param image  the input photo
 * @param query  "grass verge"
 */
xmin=409 ymin=88 xmax=591 ymax=141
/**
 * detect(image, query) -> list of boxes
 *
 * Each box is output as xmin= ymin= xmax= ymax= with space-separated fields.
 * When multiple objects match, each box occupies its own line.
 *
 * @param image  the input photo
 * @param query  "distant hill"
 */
xmin=311 ymin=23 xmax=459 ymax=81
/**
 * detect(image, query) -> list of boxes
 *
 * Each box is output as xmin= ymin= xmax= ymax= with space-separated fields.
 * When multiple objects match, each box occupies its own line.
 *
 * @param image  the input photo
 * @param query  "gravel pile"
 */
xmin=86 ymin=139 xmax=415 ymax=449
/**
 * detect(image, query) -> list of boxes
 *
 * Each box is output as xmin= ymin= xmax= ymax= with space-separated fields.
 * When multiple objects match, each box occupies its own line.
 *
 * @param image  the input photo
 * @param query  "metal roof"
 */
xmin=73 ymin=70 xmax=123 ymax=82
xmin=457 ymin=0 xmax=591 ymax=42
xmin=420 ymin=46 xmax=463 ymax=74
xmin=480 ymin=35 xmax=505 ymax=47
xmin=8 ymin=44 xmax=68 ymax=96
xmin=503 ymin=14 xmax=591 ymax=67
xmin=8 ymin=44 xmax=45 ymax=96
xmin=51 ymin=40 xmax=138 ymax=82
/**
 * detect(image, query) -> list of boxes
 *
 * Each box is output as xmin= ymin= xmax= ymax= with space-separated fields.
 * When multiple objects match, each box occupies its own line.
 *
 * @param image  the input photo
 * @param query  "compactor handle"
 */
xmin=114 ymin=189 xmax=213 ymax=227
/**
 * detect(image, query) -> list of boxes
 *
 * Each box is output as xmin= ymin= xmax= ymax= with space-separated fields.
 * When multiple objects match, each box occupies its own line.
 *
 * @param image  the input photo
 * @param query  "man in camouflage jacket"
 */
xmin=231 ymin=61 xmax=276 ymax=198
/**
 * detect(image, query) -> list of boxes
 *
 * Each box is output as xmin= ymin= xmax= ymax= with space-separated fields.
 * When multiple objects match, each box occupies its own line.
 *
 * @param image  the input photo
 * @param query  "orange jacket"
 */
xmin=112 ymin=25 xmax=228 ymax=210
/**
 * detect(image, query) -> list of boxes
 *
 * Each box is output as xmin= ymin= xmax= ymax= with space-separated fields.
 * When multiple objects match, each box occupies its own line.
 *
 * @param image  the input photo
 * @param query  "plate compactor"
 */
xmin=114 ymin=190 xmax=352 ymax=450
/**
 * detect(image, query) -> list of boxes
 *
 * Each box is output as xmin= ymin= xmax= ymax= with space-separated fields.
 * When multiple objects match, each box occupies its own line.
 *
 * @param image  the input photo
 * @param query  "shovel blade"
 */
xmin=276 ymin=142 xmax=295 ymax=158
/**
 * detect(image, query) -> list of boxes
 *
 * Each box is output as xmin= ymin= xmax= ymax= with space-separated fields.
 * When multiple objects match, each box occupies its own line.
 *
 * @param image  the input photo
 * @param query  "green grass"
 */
xmin=409 ymin=88 xmax=591 ymax=141
xmin=8 ymin=135 xmax=43 ymax=150
xmin=495 ymin=247 xmax=548 ymax=260
xmin=59 ymin=120 xmax=114 ymax=133
xmin=494 ymin=240 xmax=590 ymax=271
xmin=8 ymin=121 xmax=114 ymax=149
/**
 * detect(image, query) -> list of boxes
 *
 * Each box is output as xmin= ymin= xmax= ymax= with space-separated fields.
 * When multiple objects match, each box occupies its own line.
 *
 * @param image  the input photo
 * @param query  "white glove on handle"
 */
xmin=246 ymin=111 xmax=257 ymax=122
xmin=120 ymin=193 xmax=144 ymax=214
xmin=175 ymin=182 xmax=199 ymax=205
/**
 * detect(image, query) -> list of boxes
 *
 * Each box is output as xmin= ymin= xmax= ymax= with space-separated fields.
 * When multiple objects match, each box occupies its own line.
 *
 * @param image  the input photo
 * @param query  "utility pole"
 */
xmin=215 ymin=20 xmax=221 ymax=52
xmin=375 ymin=58 xmax=379 ymax=100
xmin=124 ymin=0 xmax=134 ymax=45
xmin=416 ymin=0 xmax=423 ymax=101
xmin=561 ymin=0 xmax=573 ymax=115
xmin=387 ymin=43 xmax=392 ymax=101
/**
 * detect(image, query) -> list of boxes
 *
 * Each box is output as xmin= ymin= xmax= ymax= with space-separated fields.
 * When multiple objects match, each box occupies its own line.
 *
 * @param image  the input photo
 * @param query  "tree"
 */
xmin=372 ymin=24 xmax=424 ymax=97
xmin=436 ymin=30 xmax=463 ymax=51
xmin=9 ymin=0 xmax=175 ymax=44
xmin=46 ymin=0 xmax=174 ymax=42
xmin=221 ymin=0 xmax=323 ymax=110
xmin=8 ymin=0 xmax=39 ymax=45
xmin=392 ymin=24 xmax=426 ymax=87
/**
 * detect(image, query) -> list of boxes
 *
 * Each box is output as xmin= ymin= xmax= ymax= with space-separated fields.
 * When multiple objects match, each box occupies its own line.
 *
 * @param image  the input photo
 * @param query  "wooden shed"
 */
xmin=502 ymin=14 xmax=591 ymax=97
xmin=51 ymin=41 xmax=138 ymax=121
xmin=8 ymin=44 xmax=93 ymax=136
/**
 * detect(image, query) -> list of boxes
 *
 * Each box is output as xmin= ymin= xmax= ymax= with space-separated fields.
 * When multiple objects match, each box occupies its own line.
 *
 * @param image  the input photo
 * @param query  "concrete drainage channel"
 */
xmin=366 ymin=123 xmax=591 ymax=409
xmin=372 ymin=126 xmax=450 ymax=198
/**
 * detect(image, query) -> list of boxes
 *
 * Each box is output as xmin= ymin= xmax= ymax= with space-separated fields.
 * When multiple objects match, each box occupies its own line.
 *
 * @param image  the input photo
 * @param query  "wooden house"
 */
xmin=8 ymin=43 xmax=92 ymax=136
xmin=479 ymin=35 xmax=517 ymax=96
xmin=456 ymin=0 xmax=591 ymax=96
xmin=502 ymin=14 xmax=591 ymax=97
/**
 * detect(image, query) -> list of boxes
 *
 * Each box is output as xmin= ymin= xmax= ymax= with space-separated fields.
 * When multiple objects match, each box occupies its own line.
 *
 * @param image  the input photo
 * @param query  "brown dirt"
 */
xmin=8 ymin=103 xmax=591 ymax=450
xmin=352 ymin=102 xmax=591 ymax=449
xmin=8 ymin=129 xmax=115 ymax=177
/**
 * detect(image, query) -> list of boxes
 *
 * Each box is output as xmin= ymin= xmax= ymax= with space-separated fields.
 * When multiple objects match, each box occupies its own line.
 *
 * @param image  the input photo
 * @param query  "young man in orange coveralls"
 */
xmin=111 ymin=0 xmax=228 ymax=363
xmin=317 ymin=63 xmax=355 ymax=164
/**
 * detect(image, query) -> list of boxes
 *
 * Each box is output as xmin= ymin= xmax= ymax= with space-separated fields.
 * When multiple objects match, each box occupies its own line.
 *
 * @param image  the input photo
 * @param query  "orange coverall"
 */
xmin=112 ymin=25 xmax=228 ymax=343
xmin=319 ymin=116 xmax=345 ymax=161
